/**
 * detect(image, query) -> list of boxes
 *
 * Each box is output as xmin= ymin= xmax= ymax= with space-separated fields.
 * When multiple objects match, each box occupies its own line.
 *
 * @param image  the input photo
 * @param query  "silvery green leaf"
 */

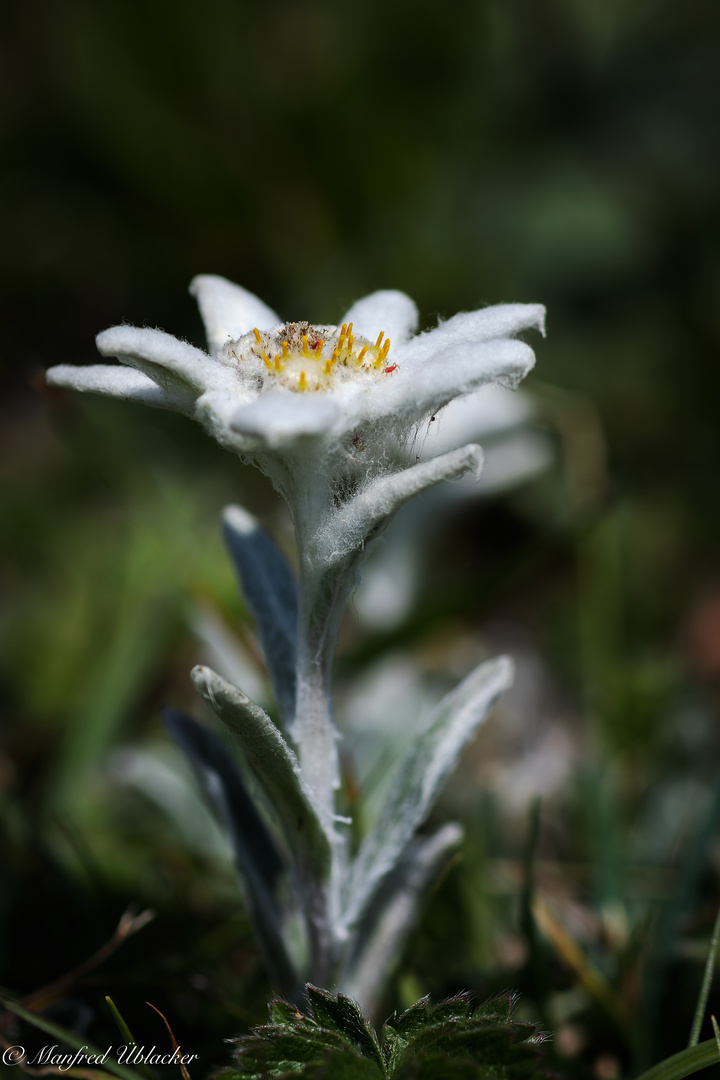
xmin=320 ymin=444 xmax=483 ymax=567
xmin=163 ymin=708 xmax=299 ymax=995
xmin=340 ymin=823 xmax=463 ymax=1017
xmin=191 ymin=665 xmax=332 ymax=879
xmin=341 ymin=656 xmax=513 ymax=935
xmin=222 ymin=504 xmax=298 ymax=726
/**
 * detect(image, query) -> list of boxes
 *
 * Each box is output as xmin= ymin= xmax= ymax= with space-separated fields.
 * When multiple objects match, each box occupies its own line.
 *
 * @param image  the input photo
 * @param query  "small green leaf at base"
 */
xmin=214 ymin=986 xmax=552 ymax=1079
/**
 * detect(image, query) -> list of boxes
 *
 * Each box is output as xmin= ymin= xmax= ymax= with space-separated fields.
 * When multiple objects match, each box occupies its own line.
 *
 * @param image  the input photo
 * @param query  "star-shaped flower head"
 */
xmin=46 ymin=275 xmax=544 ymax=551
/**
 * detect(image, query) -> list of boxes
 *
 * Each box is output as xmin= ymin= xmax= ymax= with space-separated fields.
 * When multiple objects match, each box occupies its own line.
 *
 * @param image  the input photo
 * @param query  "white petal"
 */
xmin=230 ymin=391 xmax=339 ymax=448
xmin=96 ymin=325 xmax=227 ymax=410
xmin=340 ymin=290 xmax=419 ymax=348
xmin=45 ymin=363 xmax=175 ymax=409
xmin=369 ymin=338 xmax=537 ymax=423
xmin=194 ymin=390 xmax=254 ymax=453
xmin=97 ymin=324 xmax=210 ymax=382
xmin=397 ymin=303 xmax=546 ymax=367
xmin=190 ymin=275 xmax=280 ymax=354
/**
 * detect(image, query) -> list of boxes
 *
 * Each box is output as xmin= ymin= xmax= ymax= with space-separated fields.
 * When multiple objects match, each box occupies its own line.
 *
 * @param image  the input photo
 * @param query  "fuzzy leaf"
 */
xmin=215 ymin=1050 xmax=381 ymax=1080
xmin=386 ymin=993 xmax=548 ymax=1079
xmin=306 ymin=986 xmax=385 ymax=1071
xmin=271 ymin=1000 xmax=309 ymax=1025
xmin=222 ymin=990 xmax=386 ymax=1079
xmin=342 ymin=657 xmax=513 ymax=935
xmin=322 ymin=445 xmax=483 ymax=567
xmin=222 ymin=505 xmax=298 ymax=726
xmin=164 ymin=708 xmax=299 ymax=995
xmin=341 ymin=824 xmax=463 ymax=1016
xmin=220 ymin=988 xmax=551 ymax=1079
xmin=191 ymin=665 xmax=332 ymax=878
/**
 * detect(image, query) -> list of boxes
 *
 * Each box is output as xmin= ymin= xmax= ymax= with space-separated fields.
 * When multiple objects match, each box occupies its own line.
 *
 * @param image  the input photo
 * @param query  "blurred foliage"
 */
xmin=2 ymin=0 xmax=720 ymax=1078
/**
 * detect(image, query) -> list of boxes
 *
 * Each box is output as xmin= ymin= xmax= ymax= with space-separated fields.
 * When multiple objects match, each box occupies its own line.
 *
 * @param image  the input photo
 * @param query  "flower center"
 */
xmin=245 ymin=321 xmax=394 ymax=392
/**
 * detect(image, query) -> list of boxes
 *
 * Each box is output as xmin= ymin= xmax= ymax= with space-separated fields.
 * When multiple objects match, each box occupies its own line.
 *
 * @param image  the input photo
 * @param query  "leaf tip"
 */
xmin=222 ymin=503 xmax=259 ymax=537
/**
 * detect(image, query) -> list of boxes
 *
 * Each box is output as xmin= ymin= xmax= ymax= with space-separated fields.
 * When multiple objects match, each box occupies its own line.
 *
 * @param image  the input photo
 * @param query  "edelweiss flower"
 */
xmin=46 ymin=276 xmax=544 ymax=813
xmin=46 ymin=275 xmax=544 ymax=539
xmin=45 ymin=278 xmax=548 ymax=1004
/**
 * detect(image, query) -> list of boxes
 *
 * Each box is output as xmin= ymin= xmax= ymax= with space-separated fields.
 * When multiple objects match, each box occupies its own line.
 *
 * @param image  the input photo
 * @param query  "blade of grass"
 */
xmin=633 ymin=1038 xmax=720 ymax=1080
xmin=641 ymin=783 xmax=720 ymax=1067
xmin=688 ymin=904 xmax=720 ymax=1047
xmin=532 ymin=896 xmax=631 ymax=1038
xmin=105 ymin=998 xmax=154 ymax=1080
xmin=0 ymin=996 xmax=143 ymax=1080
xmin=520 ymin=797 xmax=553 ymax=1034
xmin=711 ymin=1016 xmax=720 ymax=1055
xmin=146 ymin=1002 xmax=191 ymax=1080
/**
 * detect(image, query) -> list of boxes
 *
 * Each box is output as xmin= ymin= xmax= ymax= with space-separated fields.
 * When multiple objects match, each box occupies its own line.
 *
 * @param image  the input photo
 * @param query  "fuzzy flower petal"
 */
xmin=366 ymin=337 xmax=537 ymax=424
xmin=45 ymin=363 xmax=174 ymax=408
xmin=398 ymin=303 xmax=546 ymax=368
xmin=231 ymin=391 xmax=341 ymax=448
xmin=96 ymin=326 xmax=215 ymax=392
xmin=190 ymin=274 xmax=280 ymax=355
xmin=340 ymin=290 xmax=419 ymax=348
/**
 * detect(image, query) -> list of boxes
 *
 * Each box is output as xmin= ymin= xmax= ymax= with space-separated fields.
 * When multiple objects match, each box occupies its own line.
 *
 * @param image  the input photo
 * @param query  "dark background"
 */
xmin=2 ymin=2 xmax=720 ymax=1077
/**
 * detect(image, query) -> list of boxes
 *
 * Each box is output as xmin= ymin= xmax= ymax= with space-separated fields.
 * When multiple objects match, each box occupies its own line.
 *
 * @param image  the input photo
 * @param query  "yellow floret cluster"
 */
xmin=249 ymin=321 xmax=394 ymax=392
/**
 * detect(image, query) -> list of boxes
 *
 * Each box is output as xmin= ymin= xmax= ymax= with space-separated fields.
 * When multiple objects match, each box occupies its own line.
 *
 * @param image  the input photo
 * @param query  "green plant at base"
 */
xmin=214 ymin=988 xmax=552 ymax=1079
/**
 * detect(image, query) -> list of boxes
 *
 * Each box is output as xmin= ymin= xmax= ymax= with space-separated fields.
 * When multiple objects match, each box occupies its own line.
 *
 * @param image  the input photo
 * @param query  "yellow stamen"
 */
xmin=282 ymin=340 xmax=289 ymax=357
xmin=348 ymin=334 xmax=354 ymax=354
xmin=357 ymin=345 xmax=369 ymax=364
xmin=299 ymin=371 xmax=307 ymax=390
xmin=347 ymin=322 xmax=353 ymax=336
xmin=375 ymin=331 xmax=384 ymax=349
xmin=274 ymin=353 xmax=281 ymax=370
xmin=325 ymin=350 xmax=338 ymax=374
xmin=373 ymin=339 xmax=392 ymax=369
xmin=302 ymin=334 xmax=309 ymax=358
xmin=262 ymin=351 xmax=272 ymax=369
xmin=314 ymin=340 xmax=323 ymax=354
xmin=253 ymin=328 xmax=262 ymax=344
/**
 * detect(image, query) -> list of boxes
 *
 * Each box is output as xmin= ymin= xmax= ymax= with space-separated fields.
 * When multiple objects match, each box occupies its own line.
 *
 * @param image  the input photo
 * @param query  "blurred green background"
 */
xmin=3 ymin=1 xmax=720 ymax=1077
